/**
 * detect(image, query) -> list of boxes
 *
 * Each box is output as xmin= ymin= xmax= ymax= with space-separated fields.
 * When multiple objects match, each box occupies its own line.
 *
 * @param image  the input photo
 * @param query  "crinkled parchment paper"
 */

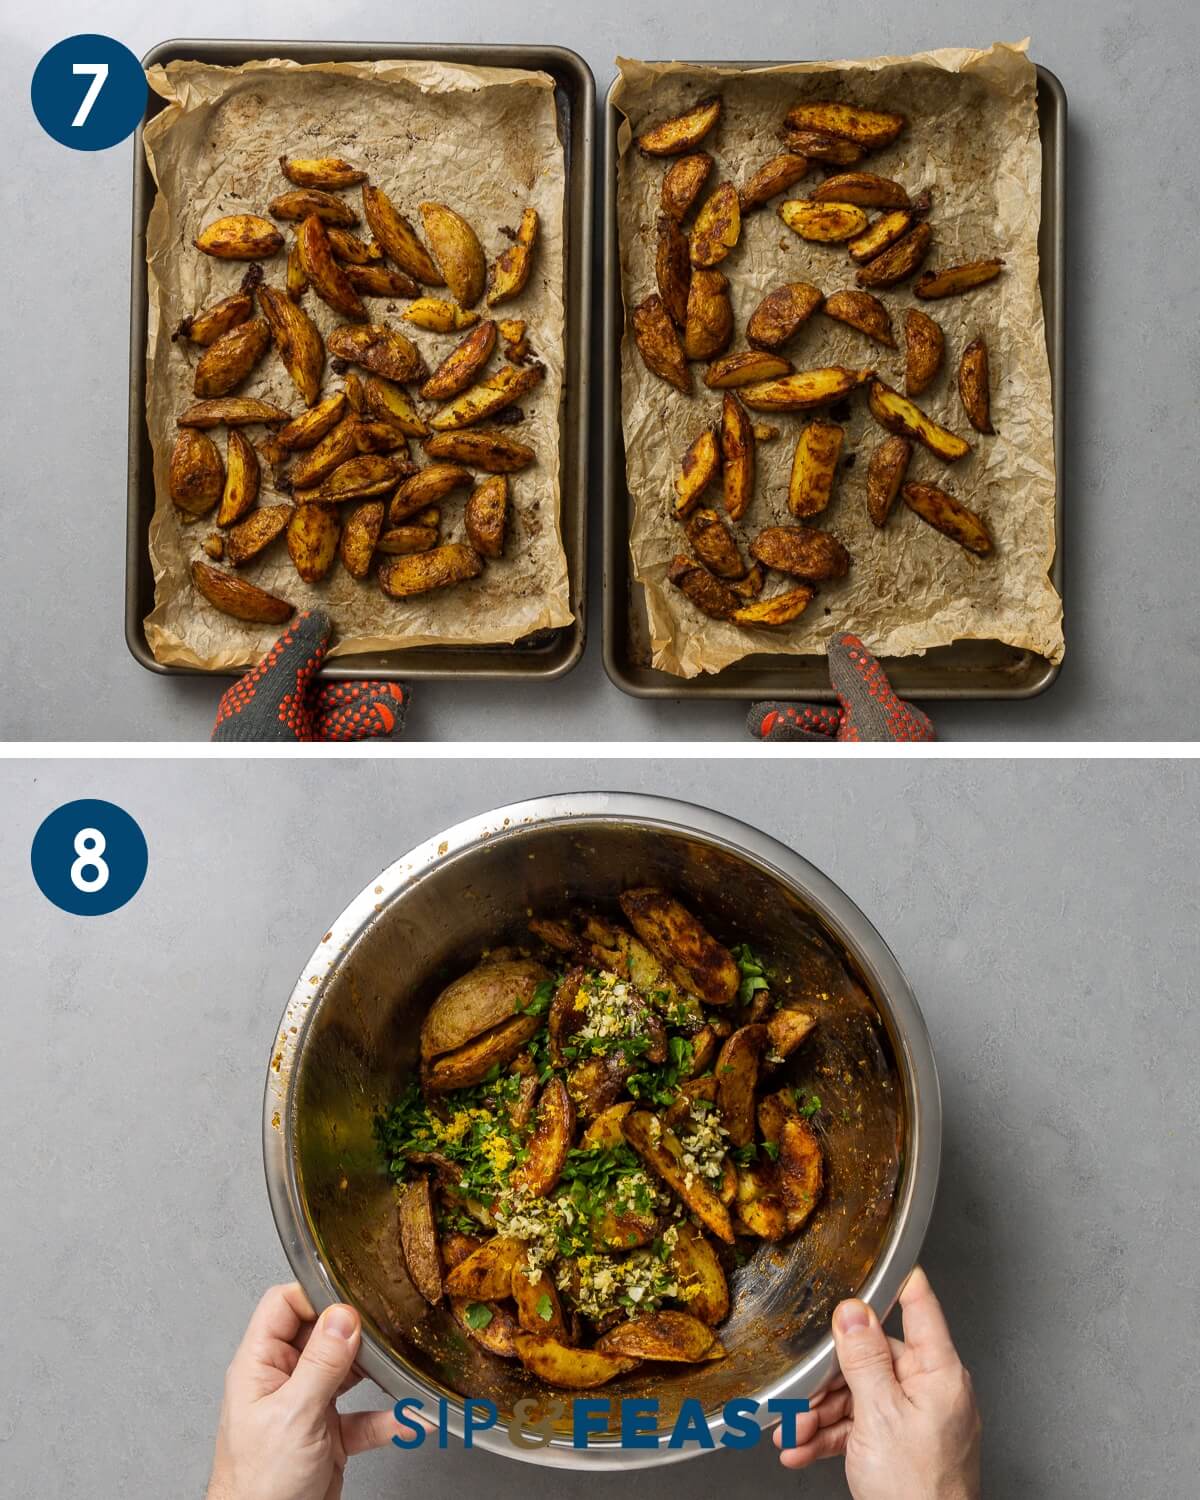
xmin=614 ymin=41 xmax=1063 ymax=678
xmin=143 ymin=57 xmax=570 ymax=668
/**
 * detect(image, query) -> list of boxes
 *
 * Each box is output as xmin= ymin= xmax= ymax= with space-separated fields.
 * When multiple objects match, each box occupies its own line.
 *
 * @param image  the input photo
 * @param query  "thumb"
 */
xmin=285 ymin=1304 xmax=361 ymax=1416
xmin=832 ymin=1298 xmax=901 ymax=1408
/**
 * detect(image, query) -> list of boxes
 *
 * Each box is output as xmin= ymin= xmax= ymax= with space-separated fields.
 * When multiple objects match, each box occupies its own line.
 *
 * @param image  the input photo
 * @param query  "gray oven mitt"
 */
xmin=747 ymin=634 xmax=935 ymax=742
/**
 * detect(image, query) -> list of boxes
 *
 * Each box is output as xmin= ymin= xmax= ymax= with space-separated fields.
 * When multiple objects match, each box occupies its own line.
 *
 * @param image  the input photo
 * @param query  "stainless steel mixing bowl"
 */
xmin=263 ymin=792 xmax=940 ymax=1469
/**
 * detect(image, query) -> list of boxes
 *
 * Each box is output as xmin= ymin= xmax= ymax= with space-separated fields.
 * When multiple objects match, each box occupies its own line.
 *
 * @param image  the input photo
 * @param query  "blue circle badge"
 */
xmin=31 ymin=35 xmax=147 ymax=151
xmin=31 ymin=800 xmax=149 ymax=917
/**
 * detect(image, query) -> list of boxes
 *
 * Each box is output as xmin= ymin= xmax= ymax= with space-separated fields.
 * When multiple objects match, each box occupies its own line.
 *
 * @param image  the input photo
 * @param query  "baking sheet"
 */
xmin=613 ymin=41 xmax=1064 ymax=680
xmin=141 ymin=56 xmax=571 ymax=669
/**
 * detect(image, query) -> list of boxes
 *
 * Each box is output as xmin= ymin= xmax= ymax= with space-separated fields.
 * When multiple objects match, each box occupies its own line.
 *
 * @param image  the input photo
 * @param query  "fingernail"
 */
xmin=323 ymin=1305 xmax=358 ymax=1340
xmin=834 ymin=1299 xmax=870 ymax=1334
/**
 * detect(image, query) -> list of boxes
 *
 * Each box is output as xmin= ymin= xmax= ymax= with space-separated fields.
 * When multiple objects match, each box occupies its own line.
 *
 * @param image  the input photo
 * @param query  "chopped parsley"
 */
xmin=536 ymin=1293 xmax=554 ymax=1322
xmin=732 ymin=942 xmax=772 ymax=1008
xmin=463 ymin=1302 xmax=493 ymax=1330
xmin=794 ymin=1091 xmax=822 ymax=1119
xmin=628 ymin=1035 xmax=694 ymax=1107
xmin=514 ymin=978 xmax=556 ymax=1017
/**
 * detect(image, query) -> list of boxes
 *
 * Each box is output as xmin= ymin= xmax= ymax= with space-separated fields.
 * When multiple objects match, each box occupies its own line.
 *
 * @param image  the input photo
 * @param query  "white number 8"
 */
xmin=71 ymin=827 xmax=109 ymax=893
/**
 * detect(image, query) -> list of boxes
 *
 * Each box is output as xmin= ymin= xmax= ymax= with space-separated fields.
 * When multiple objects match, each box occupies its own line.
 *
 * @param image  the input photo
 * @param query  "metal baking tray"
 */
xmin=602 ymin=62 xmax=1066 ymax=701
xmin=127 ymin=39 xmax=593 ymax=682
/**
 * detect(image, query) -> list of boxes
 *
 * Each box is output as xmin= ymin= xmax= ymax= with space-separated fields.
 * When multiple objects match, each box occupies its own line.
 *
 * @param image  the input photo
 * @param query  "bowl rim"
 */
xmin=263 ymin=791 xmax=941 ymax=1470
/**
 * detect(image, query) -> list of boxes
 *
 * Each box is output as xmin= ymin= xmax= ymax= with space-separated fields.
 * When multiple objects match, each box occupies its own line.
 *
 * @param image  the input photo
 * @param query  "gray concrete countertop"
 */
xmin=2 ymin=758 xmax=1196 ymax=1496
xmin=3 ymin=2 xmax=1197 ymax=741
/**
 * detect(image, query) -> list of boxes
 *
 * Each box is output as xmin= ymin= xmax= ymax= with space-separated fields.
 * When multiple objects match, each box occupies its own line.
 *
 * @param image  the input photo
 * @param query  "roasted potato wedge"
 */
xmin=567 ymin=1054 xmax=633 ymax=1118
xmin=621 ymin=1109 xmax=735 ymax=1243
xmin=192 ymin=318 xmax=270 ymax=398
xmin=280 ymin=155 xmax=366 ymax=189
xmin=297 ymin=214 xmax=367 ymax=321
xmin=788 ymin=420 xmax=844 ymax=517
xmin=581 ymin=1101 xmax=636 ymax=1150
xmin=904 ymin=309 xmax=944 ymax=397
xmin=488 ymin=207 xmax=539 ymax=307
xmin=780 ymin=199 xmax=868 ymax=243
xmin=811 ymin=172 xmax=909 ymax=208
xmin=823 ymin=290 xmax=895 ymax=347
xmin=661 ymin=152 xmax=713 ymax=221
xmin=327 ymin=228 xmax=383 ymax=264
xmin=865 ymin=434 xmax=912 ymax=527
xmin=452 ymin=1298 xmax=519 ymax=1357
xmin=169 ymin=429 xmax=223 ymax=514
xmin=783 ymin=100 xmax=906 ymax=150
xmin=354 ymin=419 xmax=407 ymax=455
xmin=690 ymin=183 xmax=740 ymax=267
xmin=746 ymin=282 xmax=824 ymax=351
xmin=225 ymin=503 xmax=291 ymax=566
xmin=444 ymin=1236 xmax=525 ymax=1300
xmin=734 ymin=1160 xmax=786 ymax=1241
xmin=781 ymin=127 xmax=865 ymax=165
xmin=389 ymin=464 xmax=473 ymax=521
xmin=855 ymin=222 xmax=932 ymax=288
xmin=513 ymin=1255 xmax=568 ymax=1338
xmin=338 ymin=500 xmax=385 ymax=579
xmin=177 ymin=398 xmax=290 ymax=429
xmin=739 ymin=152 xmax=811 ymax=213
xmin=767 ymin=1007 xmax=817 ymax=1060
xmin=401 ymin=297 xmax=479 ymax=333
xmin=421 ymin=956 xmax=550 ymax=1059
xmin=195 ymin=215 xmax=283 ymax=260
xmin=714 ymin=1024 xmax=767 ymax=1146
xmin=619 ymin=888 xmax=739 ymax=1007
xmin=420 ymin=321 xmax=498 ymax=402
xmin=868 ymin=380 xmax=970 ymax=462
xmin=740 ymin=367 xmax=870 ymax=413
xmin=958 ymin=338 xmax=994 ymax=433
xmin=327 ymin=324 xmax=426 ymax=384
xmin=778 ymin=1117 xmax=823 ymax=1233
xmin=686 ymin=508 xmax=747 ymax=580
xmin=511 ymin=1078 xmax=574 ymax=1197
xmin=262 ymin=392 xmax=346 ymax=457
xmin=289 ymin=416 xmax=360 ymax=487
xmin=269 ymin=189 xmax=359 ymax=226
xmin=428 ymin=363 xmax=545 ymax=430
xmin=670 ymin=1222 xmax=729 ymax=1325
xmin=425 ymin=1013 xmax=541 ymax=1091
xmin=286 ymin=237 xmax=306 ymax=298
xmin=597 ymin=1310 xmax=720 ymax=1363
xmin=757 ymin=1088 xmax=800 ymax=1145
xmin=750 ymin=525 xmax=849 ymax=581
xmin=257 ymin=284 xmax=325 ymax=407
xmin=848 ymin=209 xmax=913 ymax=265
xmin=361 ymin=185 xmax=444 ymax=285
xmin=720 ymin=392 xmax=755 ymax=522
xmin=704 ymin=351 xmax=793 ymax=389
xmin=638 ymin=95 xmax=721 ymax=156
xmin=376 ymin=524 xmax=439 ymax=555
xmin=419 ymin=201 xmax=486 ymax=308
xmin=730 ymin=585 xmax=814 ymax=626
xmin=513 ymin=1332 xmax=639 ymax=1387
xmin=683 ymin=268 xmax=733 ymax=361
xmin=423 ymin=429 xmax=535 ymax=472
xmin=441 ymin=1231 xmax=486 ymax=1270
xmin=631 ymin=295 xmax=691 ymax=393
xmin=667 ymin=555 xmax=738 ymax=619
xmin=294 ymin=453 xmax=411 ymax=504
xmin=902 ymin=481 xmax=993 ymax=555
xmin=379 ymin=542 xmax=484 ymax=599
xmin=914 ymin=258 xmax=1005 ymax=300
xmin=286 ymin=503 xmax=339 ymax=582
xmin=655 ymin=215 xmax=692 ymax=329
xmin=364 ymin=376 xmax=429 ymax=437
xmin=398 ymin=1176 xmax=443 ymax=1304
xmin=217 ymin=430 xmax=261 ymax=525
xmin=175 ymin=289 xmax=253 ymax=346
xmin=190 ymin=561 xmax=294 ymax=624
xmin=344 ymin=264 xmax=422 ymax=299
xmin=673 ymin=427 xmax=721 ymax=519
xmin=464 ymin=475 xmax=509 ymax=558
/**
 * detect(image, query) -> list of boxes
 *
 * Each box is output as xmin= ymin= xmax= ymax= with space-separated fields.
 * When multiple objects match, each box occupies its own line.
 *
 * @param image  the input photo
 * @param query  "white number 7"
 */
xmin=71 ymin=62 xmax=109 ymax=127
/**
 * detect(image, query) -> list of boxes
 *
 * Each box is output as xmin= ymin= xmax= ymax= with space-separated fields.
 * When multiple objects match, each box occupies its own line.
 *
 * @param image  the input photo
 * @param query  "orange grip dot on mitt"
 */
xmin=747 ymin=634 xmax=934 ymax=743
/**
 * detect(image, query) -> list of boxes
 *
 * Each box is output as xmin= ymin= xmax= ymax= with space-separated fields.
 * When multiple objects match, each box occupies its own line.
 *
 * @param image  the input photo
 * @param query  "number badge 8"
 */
xmin=32 ymin=800 xmax=147 ymax=916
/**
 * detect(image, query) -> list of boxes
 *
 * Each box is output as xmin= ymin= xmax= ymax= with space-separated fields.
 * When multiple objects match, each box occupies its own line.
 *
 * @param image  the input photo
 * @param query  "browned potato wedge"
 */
xmin=718 ymin=1156 xmax=738 ymax=1205
xmin=767 ymin=1007 xmax=817 ymax=1060
xmin=638 ymin=95 xmax=721 ymax=156
xmin=344 ymin=264 xmax=422 ymax=299
xmin=868 ymin=380 xmax=971 ymax=462
xmin=567 ymin=1054 xmax=633 ymax=1118
xmin=327 ymin=228 xmax=383 ymax=264
xmin=780 ymin=199 xmax=868 ymax=243
xmin=619 ymin=888 xmax=739 ymax=1007
xmin=740 ymin=367 xmax=870 ymax=412
xmin=739 ymin=152 xmax=811 ymax=213
xmin=289 ymin=417 xmax=360 ymax=488
xmin=361 ymin=185 xmax=444 ymax=285
xmin=338 ymin=500 xmax=385 ymax=579
xmin=513 ymin=1332 xmax=639 ymax=1388
xmin=720 ymin=392 xmax=755 ymax=522
xmin=823 ymin=290 xmax=895 ymax=347
xmin=354 ymin=420 xmax=407 ymax=455
xmin=732 ymin=563 xmax=761 ymax=599
xmin=670 ymin=1222 xmax=729 ymax=1325
xmin=714 ymin=1024 xmax=767 ymax=1146
xmin=257 ymin=284 xmax=325 ymax=407
xmin=423 ymin=429 xmax=535 ymax=472
xmin=379 ymin=542 xmax=484 ymax=599
xmin=783 ymin=100 xmax=906 ymax=150
xmin=914 ymin=258 xmax=1005 ymax=300
xmin=169 ymin=429 xmax=223 ymax=514
xmin=419 ymin=201 xmax=486 ymax=308
xmin=730 ymin=585 xmax=814 ymax=626
xmin=488 ymin=207 xmax=539 ymax=307
xmin=664 ymin=1075 xmax=717 ymax=1126
xmin=902 ymin=482 xmax=993 ymax=555
xmin=778 ymin=1117 xmax=823 ymax=1232
xmin=263 ymin=392 xmax=346 ymax=457
xmin=327 ymin=324 xmax=426 ymax=384
xmin=420 ymin=321 xmax=497 ymax=402
xmin=592 ymin=1203 xmax=658 ymax=1252
xmin=190 ymin=561 xmax=294 ymax=624
xmin=294 ymin=453 xmax=410 ymax=504
xmin=452 ymin=1298 xmax=519 ymax=1357
xmin=441 ymin=1231 xmax=485 ymax=1270
xmin=683 ymin=268 xmax=733 ymax=361
xmin=746 ymin=282 xmax=824 ymax=351
xmin=655 ymin=215 xmax=692 ymax=329
xmin=866 ymin=435 xmax=912 ymax=527
xmin=848 ymin=209 xmax=913 ymax=265
xmin=192 ymin=318 xmax=270 ymax=398
xmin=621 ymin=1109 xmax=735 ymax=1243
xmin=511 ymin=1078 xmax=574 ymax=1197
xmin=389 ymin=464 xmax=474 ymax=522
xmin=269 ymin=189 xmax=359 ymax=227
xmin=280 ymin=155 xmax=366 ymax=189
xmin=811 ymin=172 xmax=909 ymax=209
xmin=401 ymin=297 xmax=479 ymax=333
xmin=364 ymin=377 xmax=429 ymax=438
xmin=958 ymin=337 xmax=994 ymax=433
xmin=690 ymin=183 xmax=740 ymax=267
xmin=581 ymin=1101 xmax=635 ymax=1150
xmin=429 ymin=363 xmax=545 ymax=430
xmin=904 ymin=309 xmax=944 ymax=397
xmin=464 ymin=475 xmax=508 ymax=558
xmin=750 ymin=525 xmax=849 ymax=581
xmin=735 ymin=1160 xmax=786 ymax=1240
xmin=631 ymin=295 xmax=691 ymax=393
xmin=757 ymin=1088 xmax=800 ymax=1145
xmin=398 ymin=1176 xmax=443 ymax=1304
xmin=704 ymin=351 xmax=793 ymax=389
xmin=175 ymin=289 xmax=253 ymax=346
xmin=217 ymin=430 xmax=260 ymax=525
xmin=444 ymin=1235 xmax=524 ymax=1300
xmin=788 ymin=420 xmax=844 ymax=517
xmin=661 ymin=152 xmax=713 ymax=221
xmin=686 ymin=1026 xmax=719 ymax=1076
xmin=855 ymin=222 xmax=932 ymax=288
xmin=667 ymin=555 xmax=738 ymax=619
xmin=287 ymin=503 xmax=339 ymax=582
xmin=297 ymin=215 xmax=367 ymax=321
xmin=195 ymin=215 xmax=283 ymax=260
xmin=225 ymin=503 xmax=291 ymax=565
xmin=673 ymin=427 xmax=720 ymax=519
xmin=421 ymin=956 xmax=550 ymax=1059
xmin=597 ymin=1310 xmax=720 ymax=1363
xmin=781 ymin=127 xmax=865 ymax=165
xmin=177 ymin=398 xmax=290 ymax=429
xmin=686 ymin=508 xmax=747 ymax=579
xmin=376 ymin=524 xmax=439 ymax=555
xmin=425 ymin=1013 xmax=541 ymax=1092
xmin=513 ymin=1254 xmax=568 ymax=1338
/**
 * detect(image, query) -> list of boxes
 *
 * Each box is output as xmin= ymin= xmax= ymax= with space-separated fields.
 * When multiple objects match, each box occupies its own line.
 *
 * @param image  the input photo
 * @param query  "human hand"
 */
xmin=206 ymin=1283 xmax=398 ymax=1500
xmin=775 ymin=1267 xmax=981 ymax=1500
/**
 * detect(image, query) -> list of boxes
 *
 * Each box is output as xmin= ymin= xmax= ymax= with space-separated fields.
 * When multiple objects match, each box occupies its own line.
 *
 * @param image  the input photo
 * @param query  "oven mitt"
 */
xmin=747 ymin=634 xmax=935 ymax=743
xmin=212 ymin=610 xmax=410 ymax=742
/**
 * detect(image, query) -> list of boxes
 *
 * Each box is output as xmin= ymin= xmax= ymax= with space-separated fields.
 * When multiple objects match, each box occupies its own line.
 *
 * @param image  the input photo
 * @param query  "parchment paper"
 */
xmin=142 ymin=57 xmax=571 ymax=668
xmin=614 ymin=41 xmax=1063 ymax=678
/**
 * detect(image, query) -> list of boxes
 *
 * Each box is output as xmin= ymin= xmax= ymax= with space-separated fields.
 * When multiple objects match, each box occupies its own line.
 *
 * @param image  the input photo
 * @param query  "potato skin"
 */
xmin=855 ymin=222 xmax=932 ymax=288
xmin=746 ymin=282 xmax=824 ymax=351
xmin=848 ymin=209 xmax=914 ymax=265
xmin=464 ymin=475 xmax=509 ymax=558
xmin=781 ymin=127 xmax=865 ymax=165
xmin=422 ymin=958 xmax=551 ymax=1059
xmin=690 ymin=183 xmax=740 ymax=267
xmin=739 ymin=153 xmax=811 ymax=213
xmin=287 ymin=503 xmax=340 ymax=582
xmin=686 ymin=508 xmax=747 ymax=579
xmin=217 ymin=429 xmax=260 ymax=526
xmin=338 ymin=500 xmax=385 ymax=578
xmin=195 ymin=215 xmax=283 ymax=260
xmin=868 ymin=380 xmax=971 ymax=462
xmin=667 ymin=554 xmax=737 ymax=619
xmin=811 ymin=172 xmax=910 ymax=208
xmin=428 ymin=363 xmax=544 ymax=429
xmin=344 ymin=264 xmax=422 ymax=298
xmin=740 ymin=367 xmax=870 ymax=412
xmin=420 ymin=321 xmax=497 ymax=402
xmin=379 ymin=542 xmax=483 ymax=599
xmin=268 ymin=189 xmax=359 ymax=226
xmin=190 ymin=561 xmax=294 ymax=623
xmin=673 ymin=427 xmax=721 ymax=518
xmin=783 ymin=100 xmax=906 ymax=150
xmin=365 ymin=377 xmax=429 ymax=437
xmin=661 ymin=153 xmax=713 ymax=221
xmin=621 ymin=1109 xmax=735 ymax=1244
xmin=257 ymin=284 xmax=325 ymax=407
xmin=419 ymin=201 xmax=486 ymax=308
xmin=398 ymin=1176 xmax=443 ymax=1304
xmin=778 ymin=1117 xmax=824 ymax=1232
xmin=327 ymin=228 xmax=383 ymax=265
xmin=280 ymin=155 xmax=366 ymax=189
xmin=424 ymin=430 xmax=535 ymax=472
xmin=865 ymin=435 xmax=912 ymax=527
xmin=297 ymin=215 xmax=367 ymax=321
xmin=730 ymin=584 xmax=815 ymax=627
xmin=596 ymin=1310 xmax=719 ymax=1362
xmin=176 ymin=289 xmax=253 ymax=346
xmin=902 ymin=481 xmax=994 ymax=555
xmin=914 ymin=258 xmax=1005 ymax=300
xmin=326 ymin=324 xmax=426 ymax=384
xmin=444 ymin=1236 xmax=524 ymax=1300
xmin=289 ymin=416 xmax=360 ymax=488
xmin=823 ymin=290 xmax=895 ymax=348
xmin=703 ymin=351 xmax=792 ymax=389
xmin=294 ymin=453 xmax=410 ymax=504
xmin=170 ymin=429 xmax=223 ymax=514
xmin=513 ymin=1332 xmax=640 ymax=1388
xmin=750 ymin=525 xmax=850 ymax=581
xmin=177 ymin=398 xmax=290 ymax=428
xmin=632 ymin=294 xmax=691 ymax=393
xmin=511 ymin=1078 xmax=574 ymax=1197
xmin=715 ymin=1023 xmax=767 ymax=1146
xmin=669 ymin=1222 xmax=729 ymax=1324
xmin=389 ymin=465 xmax=473 ymax=522
xmin=487 ymin=206 xmax=539 ymax=307
xmin=958 ymin=337 xmax=994 ymax=433
xmin=767 ymin=1006 xmax=817 ymax=1060
xmin=683 ymin=268 xmax=733 ymax=361
xmin=904 ymin=309 xmax=944 ymax=397
xmin=780 ymin=199 xmax=868 ymax=242
xmin=720 ymin=392 xmax=755 ymax=521
xmin=619 ymin=887 xmax=739 ymax=1006
xmin=788 ymin=420 xmax=844 ymax=517
xmin=452 ymin=1299 xmax=519 ymax=1357
xmin=655 ymin=215 xmax=692 ymax=329
xmin=225 ymin=503 xmax=292 ymax=566
xmin=361 ymin=184 xmax=444 ymax=285
xmin=638 ymin=95 xmax=722 ymax=156
xmin=193 ymin=317 xmax=270 ymax=398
